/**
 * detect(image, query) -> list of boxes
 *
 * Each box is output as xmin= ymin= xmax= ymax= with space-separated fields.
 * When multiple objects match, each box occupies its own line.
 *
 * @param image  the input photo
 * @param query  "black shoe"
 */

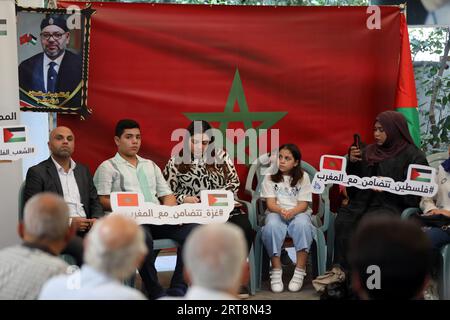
xmin=166 ymin=285 xmax=187 ymax=297
xmin=237 ymin=286 xmax=250 ymax=299
xmin=280 ymin=249 xmax=294 ymax=266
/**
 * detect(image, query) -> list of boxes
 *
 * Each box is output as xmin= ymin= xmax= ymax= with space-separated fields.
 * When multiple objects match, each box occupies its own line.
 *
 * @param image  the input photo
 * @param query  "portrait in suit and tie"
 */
xmin=17 ymin=8 xmax=93 ymax=116
xmin=19 ymin=14 xmax=81 ymax=110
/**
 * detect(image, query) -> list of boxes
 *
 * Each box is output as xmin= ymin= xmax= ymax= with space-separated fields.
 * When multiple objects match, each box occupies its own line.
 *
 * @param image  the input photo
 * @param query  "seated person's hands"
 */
xmin=349 ymin=146 xmax=362 ymax=163
xmin=183 ymin=196 xmax=200 ymax=204
xmin=71 ymin=217 xmax=95 ymax=232
xmin=281 ymin=208 xmax=295 ymax=220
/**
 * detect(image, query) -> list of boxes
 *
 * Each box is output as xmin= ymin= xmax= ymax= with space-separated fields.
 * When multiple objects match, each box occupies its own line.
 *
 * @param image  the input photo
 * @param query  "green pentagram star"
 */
xmin=184 ymin=69 xmax=287 ymax=164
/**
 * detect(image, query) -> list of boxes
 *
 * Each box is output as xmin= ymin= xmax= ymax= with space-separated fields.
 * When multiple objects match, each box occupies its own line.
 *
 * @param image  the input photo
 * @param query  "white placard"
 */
xmin=111 ymin=190 xmax=235 ymax=225
xmin=312 ymin=155 xmax=438 ymax=198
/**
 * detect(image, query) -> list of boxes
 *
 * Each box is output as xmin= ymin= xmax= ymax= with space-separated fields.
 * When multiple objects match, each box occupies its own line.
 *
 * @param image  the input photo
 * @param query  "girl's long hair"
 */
xmin=271 ymin=144 xmax=304 ymax=187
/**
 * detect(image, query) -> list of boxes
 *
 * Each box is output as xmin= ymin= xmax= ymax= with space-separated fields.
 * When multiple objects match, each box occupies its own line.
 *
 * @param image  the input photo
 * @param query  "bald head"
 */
xmin=23 ymin=192 xmax=70 ymax=242
xmin=183 ymin=223 xmax=247 ymax=292
xmin=48 ymin=126 xmax=74 ymax=159
xmin=84 ymin=214 xmax=148 ymax=280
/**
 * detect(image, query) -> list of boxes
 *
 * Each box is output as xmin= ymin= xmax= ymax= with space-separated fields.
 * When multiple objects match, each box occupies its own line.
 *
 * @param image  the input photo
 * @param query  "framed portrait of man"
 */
xmin=17 ymin=5 xmax=94 ymax=118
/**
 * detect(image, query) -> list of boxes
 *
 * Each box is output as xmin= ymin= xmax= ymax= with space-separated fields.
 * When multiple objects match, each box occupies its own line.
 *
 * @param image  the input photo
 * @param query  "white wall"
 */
xmin=0 ymin=0 xmax=45 ymax=248
xmin=0 ymin=0 xmax=23 ymax=248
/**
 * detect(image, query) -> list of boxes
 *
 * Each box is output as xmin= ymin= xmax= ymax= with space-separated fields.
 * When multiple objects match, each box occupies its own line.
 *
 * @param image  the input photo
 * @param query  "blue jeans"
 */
xmin=262 ymin=212 xmax=315 ymax=257
xmin=425 ymin=227 xmax=450 ymax=250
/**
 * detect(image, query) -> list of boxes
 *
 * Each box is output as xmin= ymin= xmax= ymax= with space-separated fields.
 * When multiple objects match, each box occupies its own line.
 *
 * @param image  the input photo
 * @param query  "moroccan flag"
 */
xmin=3 ymin=127 xmax=26 ymax=143
xmin=321 ymin=156 xmax=344 ymax=172
xmin=409 ymin=167 xmax=432 ymax=183
xmin=395 ymin=14 xmax=421 ymax=147
xmin=58 ymin=3 xmax=404 ymax=194
xmin=117 ymin=193 xmax=139 ymax=207
xmin=20 ymin=33 xmax=37 ymax=45
xmin=208 ymin=194 xmax=228 ymax=207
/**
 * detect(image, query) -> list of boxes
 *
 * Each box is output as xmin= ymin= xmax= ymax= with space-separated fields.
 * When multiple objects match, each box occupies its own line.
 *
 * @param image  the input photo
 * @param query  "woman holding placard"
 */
xmin=163 ymin=120 xmax=255 ymax=298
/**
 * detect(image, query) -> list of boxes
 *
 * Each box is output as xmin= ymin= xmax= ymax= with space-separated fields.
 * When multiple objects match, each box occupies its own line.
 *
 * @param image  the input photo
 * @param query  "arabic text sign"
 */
xmin=110 ymin=190 xmax=234 ymax=225
xmin=312 ymin=155 xmax=438 ymax=198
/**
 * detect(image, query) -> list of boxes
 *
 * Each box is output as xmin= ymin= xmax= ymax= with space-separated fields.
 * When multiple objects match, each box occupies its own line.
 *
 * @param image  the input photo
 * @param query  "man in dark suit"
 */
xmin=24 ymin=126 xmax=104 ymax=265
xmin=18 ymin=15 xmax=81 ymax=108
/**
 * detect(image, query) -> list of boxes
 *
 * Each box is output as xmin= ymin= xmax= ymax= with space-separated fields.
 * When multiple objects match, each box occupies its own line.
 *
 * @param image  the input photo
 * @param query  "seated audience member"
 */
xmin=163 ymin=120 xmax=255 ymax=298
xmin=333 ymin=111 xmax=428 ymax=273
xmin=0 ymin=193 xmax=74 ymax=299
xmin=39 ymin=214 xmax=148 ymax=300
xmin=94 ymin=119 xmax=197 ymax=299
xmin=172 ymin=223 xmax=247 ymax=300
xmin=349 ymin=215 xmax=432 ymax=300
xmin=24 ymin=126 xmax=104 ymax=266
xmin=419 ymin=144 xmax=450 ymax=299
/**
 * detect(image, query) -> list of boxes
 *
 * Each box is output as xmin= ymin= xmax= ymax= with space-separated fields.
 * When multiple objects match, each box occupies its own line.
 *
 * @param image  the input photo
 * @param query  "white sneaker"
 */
xmin=270 ymin=268 xmax=284 ymax=293
xmin=288 ymin=268 xmax=306 ymax=292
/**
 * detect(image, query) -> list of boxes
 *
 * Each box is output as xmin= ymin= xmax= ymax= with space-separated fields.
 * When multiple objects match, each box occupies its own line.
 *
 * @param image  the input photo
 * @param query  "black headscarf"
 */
xmin=365 ymin=111 xmax=414 ymax=166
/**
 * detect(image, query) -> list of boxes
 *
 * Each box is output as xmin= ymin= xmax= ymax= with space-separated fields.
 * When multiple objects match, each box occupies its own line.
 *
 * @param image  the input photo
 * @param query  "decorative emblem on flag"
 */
xmin=3 ymin=126 xmax=26 ymax=143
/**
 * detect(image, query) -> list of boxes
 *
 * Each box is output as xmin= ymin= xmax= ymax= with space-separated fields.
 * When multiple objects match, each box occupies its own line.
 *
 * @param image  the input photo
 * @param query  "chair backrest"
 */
xmin=18 ymin=180 xmax=25 ymax=222
xmin=427 ymin=152 xmax=448 ymax=170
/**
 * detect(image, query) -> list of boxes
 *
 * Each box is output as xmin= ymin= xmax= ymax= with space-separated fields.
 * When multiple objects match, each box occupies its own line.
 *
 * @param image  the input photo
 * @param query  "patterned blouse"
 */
xmin=163 ymin=149 xmax=240 ymax=205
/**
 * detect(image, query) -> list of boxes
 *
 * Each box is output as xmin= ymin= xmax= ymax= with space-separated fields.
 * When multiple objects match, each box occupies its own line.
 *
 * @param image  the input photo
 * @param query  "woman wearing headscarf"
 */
xmin=333 ymin=110 xmax=428 ymax=272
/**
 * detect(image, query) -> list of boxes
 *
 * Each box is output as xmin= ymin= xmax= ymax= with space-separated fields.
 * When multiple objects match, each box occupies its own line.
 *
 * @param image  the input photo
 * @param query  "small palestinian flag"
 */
xmin=3 ymin=127 xmax=26 ymax=143
xmin=19 ymin=33 xmax=37 ymax=45
xmin=410 ymin=167 xmax=432 ymax=183
xmin=208 ymin=193 xmax=228 ymax=207
xmin=0 ymin=19 xmax=6 ymax=36
xmin=117 ymin=193 xmax=139 ymax=207
xmin=321 ymin=155 xmax=344 ymax=171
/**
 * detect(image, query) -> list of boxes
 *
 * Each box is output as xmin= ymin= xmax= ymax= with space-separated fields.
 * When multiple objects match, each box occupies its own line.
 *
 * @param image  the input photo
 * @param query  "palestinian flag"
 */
xmin=410 ymin=167 xmax=432 ymax=183
xmin=3 ymin=127 xmax=26 ymax=143
xmin=0 ymin=19 xmax=6 ymax=36
xmin=208 ymin=193 xmax=228 ymax=207
xmin=117 ymin=193 xmax=139 ymax=207
xmin=321 ymin=156 xmax=344 ymax=172
xmin=395 ymin=14 xmax=421 ymax=147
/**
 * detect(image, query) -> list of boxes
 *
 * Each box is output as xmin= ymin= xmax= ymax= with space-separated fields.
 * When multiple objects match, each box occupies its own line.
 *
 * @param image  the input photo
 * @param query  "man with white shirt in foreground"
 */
xmin=170 ymin=223 xmax=247 ymax=300
xmin=39 ymin=214 xmax=148 ymax=300
xmin=24 ymin=126 xmax=104 ymax=265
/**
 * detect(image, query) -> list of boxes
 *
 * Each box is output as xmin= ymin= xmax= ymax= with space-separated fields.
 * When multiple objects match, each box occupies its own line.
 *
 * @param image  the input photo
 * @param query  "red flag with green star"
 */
xmin=57 ymin=2 xmax=405 ymax=197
